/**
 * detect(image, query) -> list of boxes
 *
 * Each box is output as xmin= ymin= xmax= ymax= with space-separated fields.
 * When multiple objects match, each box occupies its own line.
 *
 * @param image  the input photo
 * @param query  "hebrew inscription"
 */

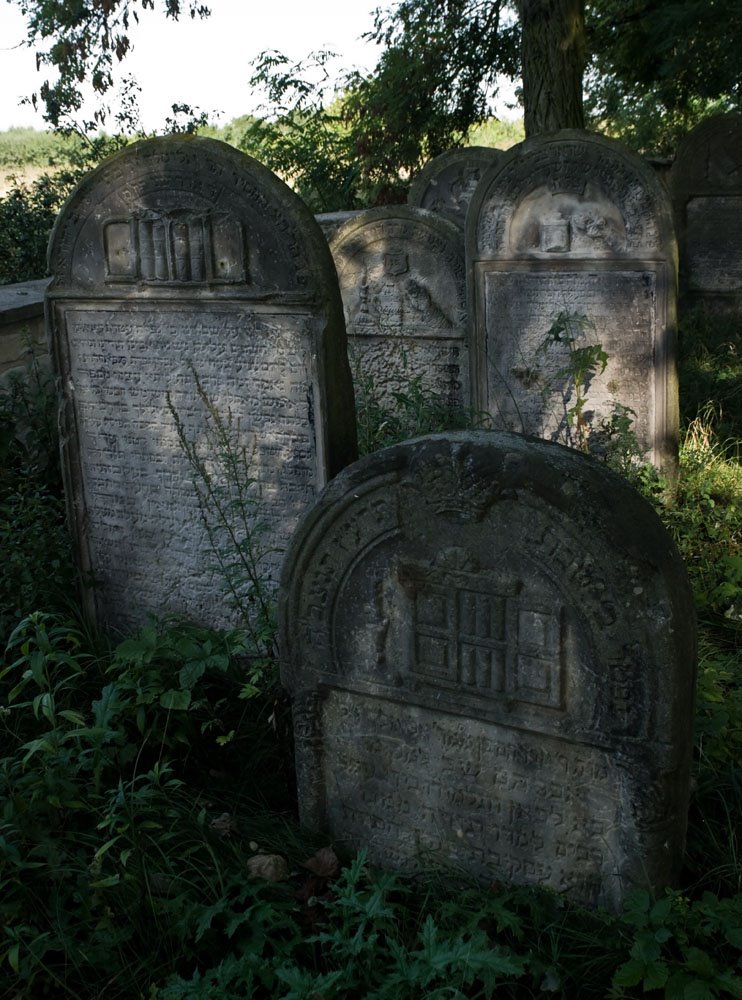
xmin=481 ymin=265 xmax=657 ymax=456
xmin=467 ymin=130 xmax=678 ymax=472
xmin=280 ymin=432 xmax=696 ymax=908
xmin=47 ymin=137 xmax=357 ymax=630
xmin=63 ymin=307 xmax=315 ymax=629
xmin=324 ymin=689 xmax=617 ymax=900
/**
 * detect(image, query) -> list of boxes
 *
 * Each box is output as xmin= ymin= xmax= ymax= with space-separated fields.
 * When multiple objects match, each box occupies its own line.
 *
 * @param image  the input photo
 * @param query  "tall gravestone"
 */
xmin=669 ymin=113 xmax=742 ymax=316
xmin=329 ymin=207 xmax=469 ymax=409
xmin=280 ymin=431 xmax=696 ymax=909
xmin=467 ymin=131 xmax=679 ymax=472
xmin=408 ymin=147 xmax=503 ymax=228
xmin=47 ymin=136 xmax=356 ymax=631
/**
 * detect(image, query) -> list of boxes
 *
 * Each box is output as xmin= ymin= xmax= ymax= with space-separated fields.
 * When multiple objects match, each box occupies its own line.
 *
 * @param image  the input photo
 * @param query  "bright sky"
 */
xmin=0 ymin=0 xmax=383 ymax=132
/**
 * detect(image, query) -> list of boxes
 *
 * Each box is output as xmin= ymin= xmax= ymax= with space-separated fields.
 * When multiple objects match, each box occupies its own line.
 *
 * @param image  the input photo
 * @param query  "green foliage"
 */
xmin=166 ymin=366 xmax=277 ymax=659
xmin=610 ymin=888 xmax=742 ymax=998
xmin=14 ymin=0 xmax=210 ymax=129
xmin=467 ymin=116 xmax=524 ymax=149
xmin=241 ymin=50 xmax=364 ymax=212
xmin=0 ymin=353 xmax=73 ymax=642
xmin=0 ymin=126 xmax=87 ymax=170
xmin=539 ymin=311 xmax=610 ymax=452
xmin=0 ymin=610 xmax=290 ymax=997
xmin=678 ymin=310 xmax=742 ymax=448
xmin=352 ymin=346 xmax=490 ymax=457
xmin=653 ymin=415 xmax=741 ymax=626
xmin=0 ymin=131 xmax=124 ymax=285
xmin=0 ymin=169 xmax=72 ymax=284
xmin=506 ymin=310 xmax=646 ymax=473
xmin=342 ymin=0 xmax=519 ymax=202
xmin=587 ymin=0 xmax=742 ymax=153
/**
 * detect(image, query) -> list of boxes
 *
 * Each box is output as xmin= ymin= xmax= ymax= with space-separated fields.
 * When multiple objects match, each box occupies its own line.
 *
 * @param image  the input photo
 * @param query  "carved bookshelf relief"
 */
xmin=400 ymin=549 xmax=564 ymax=709
xmin=104 ymin=211 xmax=246 ymax=285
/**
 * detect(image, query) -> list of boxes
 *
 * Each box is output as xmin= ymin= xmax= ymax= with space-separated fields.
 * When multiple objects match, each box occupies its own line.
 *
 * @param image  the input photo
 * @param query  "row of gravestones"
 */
xmin=327 ymin=114 xmax=742 ymax=482
xmin=407 ymin=112 xmax=742 ymax=317
xmin=46 ymin=131 xmax=696 ymax=911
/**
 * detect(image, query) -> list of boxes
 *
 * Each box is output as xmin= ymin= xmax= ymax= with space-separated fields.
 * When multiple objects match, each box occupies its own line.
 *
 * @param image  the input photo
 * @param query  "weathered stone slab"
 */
xmin=47 ymin=136 xmax=356 ymax=632
xmin=280 ymin=432 xmax=696 ymax=909
xmin=330 ymin=207 xmax=468 ymax=409
xmin=467 ymin=131 xmax=679 ymax=472
xmin=408 ymin=146 xmax=503 ymax=228
xmin=670 ymin=114 xmax=742 ymax=310
xmin=0 ymin=278 xmax=49 ymax=377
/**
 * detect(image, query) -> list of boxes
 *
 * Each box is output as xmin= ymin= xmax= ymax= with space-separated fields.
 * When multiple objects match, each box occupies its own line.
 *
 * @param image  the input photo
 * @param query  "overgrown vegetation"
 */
xmin=0 ymin=299 xmax=740 ymax=997
xmin=0 ymin=131 xmax=125 ymax=285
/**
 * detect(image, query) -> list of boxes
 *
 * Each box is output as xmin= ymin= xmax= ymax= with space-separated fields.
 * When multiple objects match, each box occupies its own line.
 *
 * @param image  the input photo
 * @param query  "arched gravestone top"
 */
xmin=46 ymin=136 xmax=356 ymax=631
xmin=469 ymin=130 xmax=676 ymax=260
xmin=280 ymin=431 xmax=696 ymax=909
xmin=669 ymin=114 xmax=742 ymax=301
xmin=48 ymin=135 xmax=340 ymax=302
xmin=408 ymin=146 xmax=503 ymax=227
xmin=465 ymin=130 xmax=679 ymax=473
xmin=329 ymin=207 xmax=469 ymax=408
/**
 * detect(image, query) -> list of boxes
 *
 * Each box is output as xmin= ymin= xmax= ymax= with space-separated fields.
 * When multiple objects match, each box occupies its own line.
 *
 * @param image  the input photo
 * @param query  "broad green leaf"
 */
xmin=159 ymin=689 xmax=191 ymax=711
xmin=178 ymin=660 xmax=206 ymax=690
xmin=682 ymin=980 xmax=714 ymax=1000
xmin=613 ymin=958 xmax=647 ymax=988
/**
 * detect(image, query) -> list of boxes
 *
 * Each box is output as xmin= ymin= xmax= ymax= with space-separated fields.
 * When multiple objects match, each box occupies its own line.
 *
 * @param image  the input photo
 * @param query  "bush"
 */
xmin=0 ymin=355 xmax=73 ymax=642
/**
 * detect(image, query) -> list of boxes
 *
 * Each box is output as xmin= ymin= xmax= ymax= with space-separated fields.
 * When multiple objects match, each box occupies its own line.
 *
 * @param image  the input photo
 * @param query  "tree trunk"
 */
xmin=518 ymin=0 xmax=586 ymax=136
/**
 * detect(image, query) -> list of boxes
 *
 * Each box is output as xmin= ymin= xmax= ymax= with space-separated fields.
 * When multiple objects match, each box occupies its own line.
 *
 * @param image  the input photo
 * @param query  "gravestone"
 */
xmin=467 ymin=131 xmax=679 ymax=472
xmin=47 ymin=136 xmax=356 ymax=632
xmin=280 ymin=431 xmax=696 ymax=909
xmin=330 ymin=207 xmax=469 ymax=409
xmin=408 ymin=146 xmax=503 ymax=228
xmin=669 ymin=113 xmax=742 ymax=315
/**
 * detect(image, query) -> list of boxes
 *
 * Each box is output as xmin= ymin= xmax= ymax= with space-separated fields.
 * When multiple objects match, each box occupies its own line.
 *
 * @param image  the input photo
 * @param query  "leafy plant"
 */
xmin=166 ymin=365 xmax=277 ymax=663
xmin=610 ymin=888 xmax=742 ymax=998
xmin=0 ymin=350 xmax=74 ymax=641
xmin=352 ymin=343 xmax=490 ymax=456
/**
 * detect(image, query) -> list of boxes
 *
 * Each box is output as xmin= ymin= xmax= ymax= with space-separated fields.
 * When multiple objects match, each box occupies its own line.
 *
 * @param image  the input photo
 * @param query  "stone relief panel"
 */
xmin=280 ymin=432 xmax=697 ymax=909
xmin=104 ymin=211 xmax=246 ymax=284
xmin=330 ymin=208 xmax=469 ymax=409
xmin=47 ymin=137 xmax=357 ymax=631
xmin=466 ymin=130 xmax=678 ymax=472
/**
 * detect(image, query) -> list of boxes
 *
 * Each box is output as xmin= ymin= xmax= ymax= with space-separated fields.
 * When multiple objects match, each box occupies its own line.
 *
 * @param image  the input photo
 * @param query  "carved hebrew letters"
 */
xmin=47 ymin=137 xmax=356 ymax=630
xmin=280 ymin=433 xmax=696 ymax=909
xmin=467 ymin=131 xmax=678 ymax=472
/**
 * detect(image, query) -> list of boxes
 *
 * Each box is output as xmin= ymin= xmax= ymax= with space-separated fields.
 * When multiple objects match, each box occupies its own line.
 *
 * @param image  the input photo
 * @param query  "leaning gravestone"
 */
xmin=329 ymin=207 xmax=469 ymax=409
xmin=47 ymin=136 xmax=356 ymax=632
xmin=280 ymin=431 xmax=696 ymax=909
xmin=468 ymin=131 xmax=679 ymax=472
xmin=669 ymin=113 xmax=742 ymax=315
xmin=408 ymin=146 xmax=503 ymax=228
